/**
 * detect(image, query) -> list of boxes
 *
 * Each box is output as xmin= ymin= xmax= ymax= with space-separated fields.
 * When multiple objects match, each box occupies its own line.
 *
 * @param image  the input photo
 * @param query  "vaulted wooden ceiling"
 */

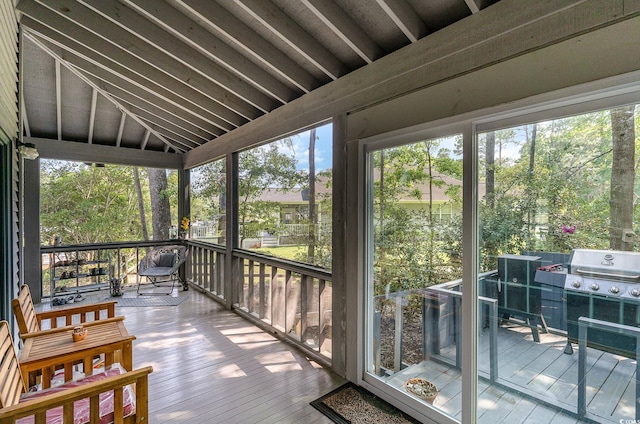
xmin=17 ymin=0 xmax=499 ymax=157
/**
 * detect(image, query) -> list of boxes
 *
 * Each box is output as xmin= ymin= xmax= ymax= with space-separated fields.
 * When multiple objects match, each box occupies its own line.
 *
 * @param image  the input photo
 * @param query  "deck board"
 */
xmin=39 ymin=288 xmax=342 ymax=423
xmin=35 ymin=289 xmax=639 ymax=423
xmin=391 ymin=319 xmax=638 ymax=423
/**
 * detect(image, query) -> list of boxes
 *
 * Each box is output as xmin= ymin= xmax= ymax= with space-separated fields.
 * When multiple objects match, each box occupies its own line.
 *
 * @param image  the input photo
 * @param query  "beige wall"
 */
xmin=347 ymin=15 xmax=640 ymax=140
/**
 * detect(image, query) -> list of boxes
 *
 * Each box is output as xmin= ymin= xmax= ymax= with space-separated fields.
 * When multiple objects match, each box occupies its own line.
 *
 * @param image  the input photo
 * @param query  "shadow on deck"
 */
xmin=36 ymin=287 xmax=345 ymax=423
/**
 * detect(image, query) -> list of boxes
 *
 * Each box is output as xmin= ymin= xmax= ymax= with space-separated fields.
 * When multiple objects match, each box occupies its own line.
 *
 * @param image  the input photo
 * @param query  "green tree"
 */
xmin=40 ymin=162 xmax=144 ymax=244
xmin=372 ymin=138 xmax=464 ymax=294
xmin=237 ymin=141 xmax=305 ymax=245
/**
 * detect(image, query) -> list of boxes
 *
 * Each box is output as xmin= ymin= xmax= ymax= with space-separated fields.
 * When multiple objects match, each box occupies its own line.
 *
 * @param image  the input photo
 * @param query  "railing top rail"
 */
xmin=41 ymin=239 xmax=183 ymax=253
xmin=185 ymin=239 xmax=227 ymax=253
xmin=373 ymin=270 xmax=498 ymax=302
xmin=232 ymin=248 xmax=331 ymax=280
xmin=578 ymin=316 xmax=640 ymax=336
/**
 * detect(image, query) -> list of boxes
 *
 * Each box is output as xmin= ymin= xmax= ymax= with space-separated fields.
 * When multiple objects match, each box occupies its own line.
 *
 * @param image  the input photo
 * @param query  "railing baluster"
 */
xmin=248 ymin=260 xmax=255 ymax=314
xmin=270 ymin=266 xmax=277 ymax=324
xmin=319 ymin=279 xmax=326 ymax=354
xmin=210 ymin=250 xmax=215 ymax=293
xmin=285 ymin=270 xmax=293 ymax=334
xmin=300 ymin=275 xmax=308 ymax=342
xmin=394 ymin=295 xmax=403 ymax=373
xmin=259 ymin=263 xmax=266 ymax=319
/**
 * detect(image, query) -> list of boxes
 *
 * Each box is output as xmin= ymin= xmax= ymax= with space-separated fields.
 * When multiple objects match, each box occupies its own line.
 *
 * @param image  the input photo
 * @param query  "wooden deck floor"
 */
xmin=389 ymin=320 xmax=637 ymax=423
xmin=40 ymin=288 xmax=345 ymax=423
xmin=38 ymin=288 xmax=638 ymax=423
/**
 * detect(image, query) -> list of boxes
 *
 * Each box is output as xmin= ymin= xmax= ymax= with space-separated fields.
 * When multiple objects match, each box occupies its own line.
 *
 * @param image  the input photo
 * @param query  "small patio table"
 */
xmin=19 ymin=316 xmax=135 ymax=389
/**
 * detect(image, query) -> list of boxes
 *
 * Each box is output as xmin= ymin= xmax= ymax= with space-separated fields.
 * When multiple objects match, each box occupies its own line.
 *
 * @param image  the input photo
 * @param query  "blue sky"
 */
xmin=287 ymin=122 xmax=333 ymax=172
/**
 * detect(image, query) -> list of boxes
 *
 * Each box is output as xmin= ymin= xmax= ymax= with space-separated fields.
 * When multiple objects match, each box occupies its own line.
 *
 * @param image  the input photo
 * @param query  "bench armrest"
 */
xmin=0 ymin=366 xmax=152 ymax=424
xmin=21 ymin=316 xmax=125 ymax=339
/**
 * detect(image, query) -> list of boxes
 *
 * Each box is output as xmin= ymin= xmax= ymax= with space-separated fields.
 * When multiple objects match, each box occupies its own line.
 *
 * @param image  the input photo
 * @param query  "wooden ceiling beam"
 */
xmin=464 ymin=0 xmax=481 ymax=14
xmin=231 ymin=0 xmax=348 ymax=80
xmin=115 ymin=112 xmax=125 ymax=148
xmin=21 ymin=17 xmax=237 ymax=132
xmin=78 ymin=0 xmax=280 ymax=113
xmin=124 ymin=0 xmax=298 ymax=104
xmin=55 ymin=58 xmax=61 ymax=140
xmin=27 ymin=136 xmax=182 ymax=168
xmin=87 ymin=87 xmax=97 ymax=144
xmin=26 ymin=33 xmax=185 ymax=153
xmin=375 ymin=0 xmax=427 ymax=43
xmin=18 ymin=0 xmax=252 ymax=125
xmin=129 ymin=105 xmax=205 ymax=146
xmin=300 ymin=0 xmax=383 ymax=64
xmin=177 ymin=0 xmax=318 ymax=94
xmin=99 ymin=82 xmax=221 ymax=141
xmin=140 ymin=120 xmax=201 ymax=151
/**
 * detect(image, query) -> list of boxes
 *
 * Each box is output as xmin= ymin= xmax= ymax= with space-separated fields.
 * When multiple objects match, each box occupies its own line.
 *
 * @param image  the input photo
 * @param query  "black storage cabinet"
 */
xmin=495 ymin=254 xmax=542 ymax=317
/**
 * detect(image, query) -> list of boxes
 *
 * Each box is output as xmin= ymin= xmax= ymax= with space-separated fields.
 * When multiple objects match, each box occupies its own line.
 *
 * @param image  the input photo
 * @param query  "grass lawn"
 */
xmin=255 ymin=245 xmax=306 ymax=261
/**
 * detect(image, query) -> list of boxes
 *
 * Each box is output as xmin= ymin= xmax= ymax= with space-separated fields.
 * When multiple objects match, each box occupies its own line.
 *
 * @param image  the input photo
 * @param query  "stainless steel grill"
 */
xmin=564 ymin=249 xmax=640 ymax=357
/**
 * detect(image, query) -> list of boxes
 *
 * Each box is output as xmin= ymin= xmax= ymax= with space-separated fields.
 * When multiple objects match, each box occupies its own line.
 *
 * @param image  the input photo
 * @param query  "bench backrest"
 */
xmin=0 ymin=320 xmax=25 ymax=408
xmin=11 ymin=285 xmax=39 ymax=335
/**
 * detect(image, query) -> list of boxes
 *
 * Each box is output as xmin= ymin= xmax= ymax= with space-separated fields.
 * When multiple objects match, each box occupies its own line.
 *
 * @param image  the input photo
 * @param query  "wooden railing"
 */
xmin=184 ymin=240 xmax=226 ymax=300
xmin=41 ymin=239 xmax=332 ymax=366
xmin=233 ymin=249 xmax=332 ymax=363
xmin=40 ymin=240 xmax=183 ymax=297
xmin=184 ymin=241 xmax=332 ymax=365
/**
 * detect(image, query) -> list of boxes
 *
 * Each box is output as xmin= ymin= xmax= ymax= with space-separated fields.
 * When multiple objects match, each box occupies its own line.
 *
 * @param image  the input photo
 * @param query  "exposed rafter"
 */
xmin=300 ymin=0 xmax=383 ymax=64
xmin=22 ymin=17 xmax=237 ymax=132
xmin=55 ymin=58 xmax=61 ymax=140
xmin=25 ymin=32 xmax=184 ymax=153
xmin=18 ymin=1 xmax=251 ymax=126
xmin=123 ymin=0 xmax=299 ymax=104
xmin=231 ymin=0 xmax=348 ymax=80
xmin=115 ymin=112 xmax=126 ymax=147
xmin=87 ymin=87 xmax=97 ymax=143
xmin=21 ymin=92 xmax=31 ymax=138
xmin=176 ymin=0 xmax=319 ymax=93
xmin=17 ymin=0 xmax=506 ymax=161
xmin=76 ymin=0 xmax=280 ymax=113
xmin=375 ymin=0 xmax=427 ymax=42
xmin=465 ymin=0 xmax=481 ymax=14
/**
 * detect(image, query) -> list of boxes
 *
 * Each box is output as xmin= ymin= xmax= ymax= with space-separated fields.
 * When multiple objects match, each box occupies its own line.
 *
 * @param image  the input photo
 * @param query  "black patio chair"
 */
xmin=137 ymin=245 xmax=188 ymax=295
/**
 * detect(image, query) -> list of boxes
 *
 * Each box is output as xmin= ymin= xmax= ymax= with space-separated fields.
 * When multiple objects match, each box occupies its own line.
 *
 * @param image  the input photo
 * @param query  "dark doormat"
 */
xmin=102 ymin=296 xmax=188 ymax=307
xmin=311 ymin=382 xmax=421 ymax=424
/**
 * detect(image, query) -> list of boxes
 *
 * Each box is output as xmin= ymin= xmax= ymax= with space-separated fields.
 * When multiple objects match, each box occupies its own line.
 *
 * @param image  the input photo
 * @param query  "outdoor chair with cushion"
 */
xmin=12 ymin=284 xmax=117 ymax=339
xmin=0 ymin=320 xmax=152 ymax=424
xmin=137 ymin=245 xmax=188 ymax=295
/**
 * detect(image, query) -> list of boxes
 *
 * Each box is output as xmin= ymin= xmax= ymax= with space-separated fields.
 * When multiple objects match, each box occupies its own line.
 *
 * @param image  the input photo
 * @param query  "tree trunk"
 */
xmin=527 ymin=125 xmax=537 ymax=249
xmin=425 ymin=141 xmax=435 ymax=285
xmin=609 ymin=106 xmax=636 ymax=251
xmin=133 ymin=167 xmax=149 ymax=241
xmin=485 ymin=132 xmax=495 ymax=209
xmin=148 ymin=167 xmax=171 ymax=240
xmin=307 ymin=128 xmax=316 ymax=263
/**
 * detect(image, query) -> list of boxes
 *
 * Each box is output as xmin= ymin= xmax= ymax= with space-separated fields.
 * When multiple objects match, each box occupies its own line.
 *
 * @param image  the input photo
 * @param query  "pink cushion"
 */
xmin=17 ymin=364 xmax=136 ymax=424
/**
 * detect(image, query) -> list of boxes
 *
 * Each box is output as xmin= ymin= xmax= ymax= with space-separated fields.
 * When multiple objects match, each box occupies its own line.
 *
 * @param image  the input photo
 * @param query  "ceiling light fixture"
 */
xmin=17 ymin=142 xmax=39 ymax=160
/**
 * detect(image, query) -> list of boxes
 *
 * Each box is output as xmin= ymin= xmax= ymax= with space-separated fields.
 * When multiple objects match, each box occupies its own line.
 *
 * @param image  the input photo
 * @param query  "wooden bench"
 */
xmin=0 ymin=320 xmax=152 ymax=424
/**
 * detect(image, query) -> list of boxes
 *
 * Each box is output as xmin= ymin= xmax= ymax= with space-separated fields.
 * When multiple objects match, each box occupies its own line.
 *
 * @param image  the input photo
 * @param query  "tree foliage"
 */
xmin=40 ymin=162 xmax=178 ymax=244
xmin=41 ymin=162 xmax=143 ymax=244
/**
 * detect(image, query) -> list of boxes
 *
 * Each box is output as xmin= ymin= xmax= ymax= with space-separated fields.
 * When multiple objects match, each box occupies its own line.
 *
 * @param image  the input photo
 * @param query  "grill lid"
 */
xmin=569 ymin=249 xmax=640 ymax=282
